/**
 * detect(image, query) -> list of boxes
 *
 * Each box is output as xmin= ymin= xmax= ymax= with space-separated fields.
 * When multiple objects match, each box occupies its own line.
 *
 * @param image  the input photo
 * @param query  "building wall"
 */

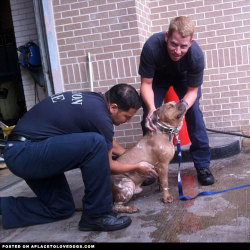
xmin=10 ymin=0 xmax=242 ymax=148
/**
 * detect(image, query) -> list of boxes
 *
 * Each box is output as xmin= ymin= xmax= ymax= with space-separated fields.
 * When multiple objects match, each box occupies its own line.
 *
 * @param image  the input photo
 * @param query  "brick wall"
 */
xmin=53 ymin=0 xmax=250 ymax=148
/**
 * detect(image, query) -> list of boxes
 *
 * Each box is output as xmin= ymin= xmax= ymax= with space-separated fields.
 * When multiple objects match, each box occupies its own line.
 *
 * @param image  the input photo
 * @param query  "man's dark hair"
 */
xmin=105 ymin=83 xmax=142 ymax=111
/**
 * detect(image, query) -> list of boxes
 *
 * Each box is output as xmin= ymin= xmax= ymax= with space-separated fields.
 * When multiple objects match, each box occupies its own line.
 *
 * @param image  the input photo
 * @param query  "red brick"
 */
xmin=123 ymin=58 xmax=131 ymax=77
xmin=98 ymin=61 xmax=106 ymax=80
xmin=64 ymin=83 xmax=82 ymax=91
xmin=221 ymin=91 xmax=239 ymax=98
xmin=205 ymin=10 xmax=223 ymax=18
xmin=117 ymin=58 xmax=125 ymax=78
xmin=104 ymin=45 xmax=122 ymax=53
xmin=104 ymin=60 xmax=112 ymax=79
xmin=230 ymin=48 xmax=236 ymax=66
xmin=53 ymin=5 xmax=70 ymax=13
xmin=62 ymin=65 xmax=69 ymax=84
xmin=55 ymin=18 xmax=72 ymax=26
xmin=92 ymin=62 xmax=99 ymax=81
xmin=57 ymin=31 xmax=74 ymax=39
xmin=62 ymin=10 xmax=80 ymax=18
xmin=71 ymin=2 xmax=88 ymax=10
xmin=73 ymin=64 xmax=81 ymax=83
xmin=67 ymin=64 xmax=75 ymax=83
xmin=79 ymin=63 xmax=87 ymax=84
xmin=111 ymin=60 xmax=118 ymax=78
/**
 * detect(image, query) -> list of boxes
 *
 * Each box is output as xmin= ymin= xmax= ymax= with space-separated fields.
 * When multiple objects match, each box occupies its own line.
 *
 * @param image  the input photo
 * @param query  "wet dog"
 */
xmin=111 ymin=101 xmax=187 ymax=213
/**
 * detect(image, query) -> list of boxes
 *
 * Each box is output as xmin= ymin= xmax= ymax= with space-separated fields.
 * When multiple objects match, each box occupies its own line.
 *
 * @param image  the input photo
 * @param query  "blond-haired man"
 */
xmin=139 ymin=16 xmax=214 ymax=186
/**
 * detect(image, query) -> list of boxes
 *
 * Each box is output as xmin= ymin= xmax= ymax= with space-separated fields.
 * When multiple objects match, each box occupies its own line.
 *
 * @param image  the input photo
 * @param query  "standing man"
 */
xmin=139 ymin=16 xmax=214 ymax=186
xmin=0 ymin=83 xmax=157 ymax=231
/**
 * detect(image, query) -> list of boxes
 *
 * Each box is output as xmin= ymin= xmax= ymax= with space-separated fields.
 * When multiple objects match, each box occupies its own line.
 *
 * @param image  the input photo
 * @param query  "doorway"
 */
xmin=0 ymin=0 xmax=26 ymax=135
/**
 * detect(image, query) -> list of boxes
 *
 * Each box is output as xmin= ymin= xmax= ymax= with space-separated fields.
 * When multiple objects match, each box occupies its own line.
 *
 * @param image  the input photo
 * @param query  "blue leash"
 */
xmin=176 ymin=139 xmax=250 ymax=200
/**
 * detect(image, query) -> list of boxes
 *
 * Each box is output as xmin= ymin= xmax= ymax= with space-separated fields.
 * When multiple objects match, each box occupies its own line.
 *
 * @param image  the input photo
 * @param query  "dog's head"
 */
xmin=153 ymin=101 xmax=187 ymax=128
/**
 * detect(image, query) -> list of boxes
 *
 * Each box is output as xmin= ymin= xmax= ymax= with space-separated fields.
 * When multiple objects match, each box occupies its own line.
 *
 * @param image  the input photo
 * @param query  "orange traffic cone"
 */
xmin=164 ymin=86 xmax=190 ymax=146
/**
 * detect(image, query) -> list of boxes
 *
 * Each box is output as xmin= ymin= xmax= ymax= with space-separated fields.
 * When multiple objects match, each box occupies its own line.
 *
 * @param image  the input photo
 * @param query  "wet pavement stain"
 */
xmin=177 ymin=216 xmax=250 ymax=242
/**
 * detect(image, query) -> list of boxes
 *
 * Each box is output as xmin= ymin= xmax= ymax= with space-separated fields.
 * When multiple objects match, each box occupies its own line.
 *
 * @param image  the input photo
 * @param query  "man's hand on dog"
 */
xmin=137 ymin=161 xmax=158 ymax=178
xmin=145 ymin=110 xmax=157 ymax=131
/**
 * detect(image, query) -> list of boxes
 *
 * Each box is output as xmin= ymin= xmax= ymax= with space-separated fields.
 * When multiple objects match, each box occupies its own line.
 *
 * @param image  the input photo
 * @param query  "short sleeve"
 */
xmin=138 ymin=42 xmax=156 ymax=78
xmin=187 ymin=44 xmax=205 ymax=87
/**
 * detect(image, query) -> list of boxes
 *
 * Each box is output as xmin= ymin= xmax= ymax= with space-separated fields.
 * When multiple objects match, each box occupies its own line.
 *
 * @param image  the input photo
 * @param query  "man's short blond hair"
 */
xmin=168 ymin=16 xmax=195 ymax=39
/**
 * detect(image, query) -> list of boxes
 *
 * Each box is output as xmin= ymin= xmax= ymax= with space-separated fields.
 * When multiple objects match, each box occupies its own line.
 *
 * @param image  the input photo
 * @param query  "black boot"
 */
xmin=78 ymin=211 xmax=131 ymax=231
xmin=196 ymin=167 xmax=215 ymax=186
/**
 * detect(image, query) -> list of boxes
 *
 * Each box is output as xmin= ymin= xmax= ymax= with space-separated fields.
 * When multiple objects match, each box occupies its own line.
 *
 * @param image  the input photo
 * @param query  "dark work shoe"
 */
xmin=196 ymin=167 xmax=215 ymax=186
xmin=78 ymin=212 xmax=132 ymax=232
xmin=142 ymin=177 xmax=156 ymax=186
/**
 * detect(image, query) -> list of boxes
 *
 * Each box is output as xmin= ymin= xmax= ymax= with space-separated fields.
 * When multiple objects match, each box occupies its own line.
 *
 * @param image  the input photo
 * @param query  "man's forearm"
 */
xmin=140 ymin=77 xmax=155 ymax=112
xmin=183 ymin=86 xmax=198 ymax=109
xmin=112 ymin=139 xmax=126 ymax=156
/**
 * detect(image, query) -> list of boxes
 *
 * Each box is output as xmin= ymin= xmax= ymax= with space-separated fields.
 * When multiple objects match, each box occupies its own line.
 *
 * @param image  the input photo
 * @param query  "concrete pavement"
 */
xmin=0 ymin=133 xmax=249 ymax=243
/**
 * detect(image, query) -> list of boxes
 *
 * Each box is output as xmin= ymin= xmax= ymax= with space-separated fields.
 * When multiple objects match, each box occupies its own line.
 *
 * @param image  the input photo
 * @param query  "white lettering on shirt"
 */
xmin=51 ymin=93 xmax=65 ymax=103
xmin=72 ymin=93 xmax=83 ymax=105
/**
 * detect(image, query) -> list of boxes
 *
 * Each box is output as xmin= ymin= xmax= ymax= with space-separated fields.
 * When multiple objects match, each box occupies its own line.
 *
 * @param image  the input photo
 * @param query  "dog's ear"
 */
xmin=154 ymin=108 xmax=160 ymax=116
xmin=150 ymin=109 xmax=158 ymax=124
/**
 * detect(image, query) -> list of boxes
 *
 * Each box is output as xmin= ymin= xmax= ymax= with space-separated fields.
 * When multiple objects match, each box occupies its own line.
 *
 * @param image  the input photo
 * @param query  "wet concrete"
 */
xmin=0 ymin=136 xmax=249 ymax=243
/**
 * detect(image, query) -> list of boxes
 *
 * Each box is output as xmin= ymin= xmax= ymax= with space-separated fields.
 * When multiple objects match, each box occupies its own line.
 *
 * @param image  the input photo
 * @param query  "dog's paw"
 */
xmin=113 ymin=204 xmax=139 ymax=213
xmin=162 ymin=195 xmax=174 ymax=203
xmin=127 ymin=205 xmax=139 ymax=213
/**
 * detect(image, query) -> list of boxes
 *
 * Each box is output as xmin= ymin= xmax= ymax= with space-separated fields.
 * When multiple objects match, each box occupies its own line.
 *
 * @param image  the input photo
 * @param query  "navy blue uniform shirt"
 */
xmin=139 ymin=31 xmax=204 ymax=87
xmin=11 ymin=92 xmax=114 ymax=150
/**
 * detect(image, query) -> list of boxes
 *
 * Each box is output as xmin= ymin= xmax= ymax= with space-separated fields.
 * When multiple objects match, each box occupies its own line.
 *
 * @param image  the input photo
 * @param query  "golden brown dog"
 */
xmin=111 ymin=101 xmax=187 ymax=213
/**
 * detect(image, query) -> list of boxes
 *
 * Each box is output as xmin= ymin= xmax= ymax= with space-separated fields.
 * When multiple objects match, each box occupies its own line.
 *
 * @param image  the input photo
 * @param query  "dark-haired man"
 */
xmin=1 ymin=83 xmax=157 ymax=231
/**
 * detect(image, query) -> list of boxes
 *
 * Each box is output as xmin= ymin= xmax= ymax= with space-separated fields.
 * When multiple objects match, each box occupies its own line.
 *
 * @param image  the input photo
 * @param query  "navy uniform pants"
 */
xmin=141 ymin=80 xmax=211 ymax=169
xmin=2 ymin=132 xmax=113 ymax=229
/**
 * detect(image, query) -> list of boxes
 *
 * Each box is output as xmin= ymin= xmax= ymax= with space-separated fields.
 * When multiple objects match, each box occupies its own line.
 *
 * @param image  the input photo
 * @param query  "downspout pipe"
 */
xmin=87 ymin=52 xmax=94 ymax=92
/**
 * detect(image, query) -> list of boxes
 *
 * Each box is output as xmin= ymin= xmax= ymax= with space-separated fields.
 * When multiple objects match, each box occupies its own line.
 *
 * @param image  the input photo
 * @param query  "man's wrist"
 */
xmin=180 ymin=99 xmax=189 ymax=109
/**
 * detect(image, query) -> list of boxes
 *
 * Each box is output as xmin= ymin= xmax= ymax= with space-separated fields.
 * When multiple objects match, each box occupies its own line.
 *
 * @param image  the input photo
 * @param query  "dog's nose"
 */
xmin=177 ymin=101 xmax=187 ymax=113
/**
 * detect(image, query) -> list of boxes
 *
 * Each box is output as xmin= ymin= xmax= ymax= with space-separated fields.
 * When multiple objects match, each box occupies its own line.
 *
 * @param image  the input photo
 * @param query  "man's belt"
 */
xmin=7 ymin=134 xmax=28 ymax=142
